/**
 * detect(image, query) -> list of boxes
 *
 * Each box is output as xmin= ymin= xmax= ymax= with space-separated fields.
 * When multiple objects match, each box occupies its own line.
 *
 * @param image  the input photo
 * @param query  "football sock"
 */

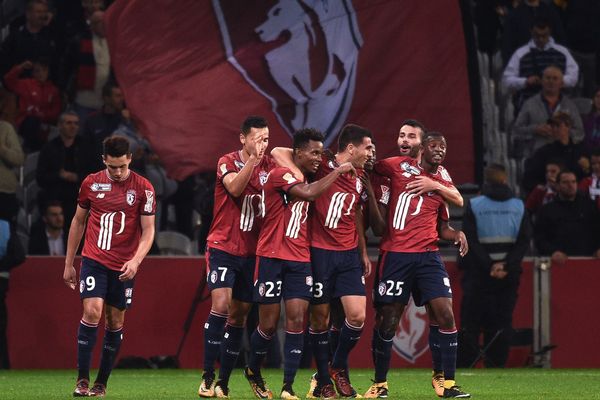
xmin=374 ymin=328 xmax=394 ymax=383
xmin=439 ymin=328 xmax=458 ymax=381
xmin=310 ymin=329 xmax=330 ymax=385
xmin=248 ymin=327 xmax=272 ymax=373
xmin=283 ymin=330 xmax=304 ymax=385
xmin=328 ymin=327 xmax=340 ymax=359
xmin=371 ymin=327 xmax=379 ymax=366
xmin=77 ymin=320 xmax=99 ymax=381
xmin=95 ymin=327 xmax=123 ymax=385
xmin=218 ymin=324 xmax=244 ymax=385
xmin=331 ymin=319 xmax=363 ymax=370
xmin=203 ymin=311 xmax=227 ymax=373
xmin=429 ymin=324 xmax=443 ymax=372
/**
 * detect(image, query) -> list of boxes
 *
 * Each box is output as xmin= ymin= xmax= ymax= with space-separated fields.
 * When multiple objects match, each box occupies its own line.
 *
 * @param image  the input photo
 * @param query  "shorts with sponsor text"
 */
xmin=373 ymin=250 xmax=451 ymax=306
xmin=310 ymin=246 xmax=365 ymax=304
xmin=79 ymin=257 xmax=134 ymax=310
xmin=253 ymin=256 xmax=312 ymax=304
xmin=206 ymin=246 xmax=255 ymax=303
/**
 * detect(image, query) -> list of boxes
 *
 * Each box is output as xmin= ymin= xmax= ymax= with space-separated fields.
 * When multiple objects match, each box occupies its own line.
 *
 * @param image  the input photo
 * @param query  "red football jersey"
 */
xmin=374 ymin=156 xmax=452 ymax=253
xmin=206 ymin=152 xmax=275 ymax=256
xmin=310 ymin=154 xmax=363 ymax=250
xmin=360 ymin=171 xmax=391 ymax=228
xmin=256 ymin=167 xmax=310 ymax=262
xmin=78 ymin=170 xmax=156 ymax=271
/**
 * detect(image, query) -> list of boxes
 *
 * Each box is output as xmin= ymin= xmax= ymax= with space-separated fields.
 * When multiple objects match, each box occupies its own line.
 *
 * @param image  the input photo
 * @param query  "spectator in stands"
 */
xmin=82 ymin=82 xmax=124 ymax=171
xmin=525 ymin=159 xmax=562 ymax=215
xmin=55 ymin=0 xmax=106 ymax=56
xmin=3 ymin=59 xmax=61 ymax=152
xmin=0 ymin=98 xmax=25 ymax=221
xmin=60 ymin=10 xmax=111 ymax=121
xmin=501 ymin=0 xmax=565 ymax=65
xmin=582 ymin=87 xmax=600 ymax=149
xmin=502 ymin=18 xmax=578 ymax=114
xmin=563 ymin=0 xmax=600 ymax=97
xmin=578 ymin=147 xmax=600 ymax=209
xmin=28 ymin=200 xmax=67 ymax=255
xmin=458 ymin=164 xmax=531 ymax=368
xmin=0 ymin=0 xmax=58 ymax=80
xmin=512 ymin=66 xmax=584 ymax=159
xmin=522 ymin=112 xmax=589 ymax=193
xmin=36 ymin=111 xmax=95 ymax=229
xmin=0 ymin=207 xmax=26 ymax=369
xmin=534 ymin=170 xmax=600 ymax=264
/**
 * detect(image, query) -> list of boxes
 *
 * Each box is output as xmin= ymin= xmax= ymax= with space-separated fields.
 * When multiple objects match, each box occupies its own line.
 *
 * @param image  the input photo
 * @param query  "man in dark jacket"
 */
xmin=458 ymin=164 xmax=532 ymax=368
xmin=0 ymin=208 xmax=26 ymax=369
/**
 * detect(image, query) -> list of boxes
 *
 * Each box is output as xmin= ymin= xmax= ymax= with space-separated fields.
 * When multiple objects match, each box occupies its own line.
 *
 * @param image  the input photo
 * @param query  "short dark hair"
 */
xmin=532 ymin=17 xmax=551 ymax=31
xmin=241 ymin=116 xmax=268 ymax=136
xmin=484 ymin=163 xmax=507 ymax=184
xmin=401 ymin=119 xmax=426 ymax=138
xmin=293 ymin=128 xmax=324 ymax=151
xmin=422 ymin=131 xmax=445 ymax=143
xmin=44 ymin=200 xmax=63 ymax=214
xmin=103 ymin=136 xmax=130 ymax=157
xmin=546 ymin=158 xmax=565 ymax=169
xmin=556 ymin=169 xmax=576 ymax=183
xmin=102 ymin=81 xmax=119 ymax=98
xmin=337 ymin=124 xmax=372 ymax=152
xmin=26 ymin=0 xmax=46 ymax=11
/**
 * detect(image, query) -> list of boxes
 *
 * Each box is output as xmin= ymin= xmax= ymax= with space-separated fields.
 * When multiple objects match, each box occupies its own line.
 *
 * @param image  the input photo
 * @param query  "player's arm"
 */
xmin=437 ymin=219 xmax=468 ymax=257
xmin=271 ymin=147 xmax=304 ymax=181
xmin=406 ymin=175 xmax=463 ymax=207
xmin=119 ymin=214 xmax=155 ymax=282
xmin=63 ymin=205 xmax=89 ymax=290
xmin=223 ymin=133 xmax=266 ymax=197
xmin=355 ymin=205 xmax=371 ymax=277
xmin=288 ymin=162 xmax=355 ymax=201
xmin=359 ymin=173 xmax=386 ymax=236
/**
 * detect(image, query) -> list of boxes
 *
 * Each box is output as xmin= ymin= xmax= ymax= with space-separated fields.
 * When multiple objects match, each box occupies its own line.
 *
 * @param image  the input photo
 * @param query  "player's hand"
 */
xmin=490 ymin=262 xmax=507 ymax=279
xmin=406 ymin=175 xmax=439 ymax=195
xmin=362 ymin=252 xmax=372 ymax=278
xmin=551 ymin=251 xmax=567 ymax=265
xmin=454 ymin=231 xmax=468 ymax=257
xmin=534 ymin=124 xmax=552 ymax=137
xmin=337 ymin=162 xmax=356 ymax=177
xmin=119 ymin=259 xmax=140 ymax=281
xmin=63 ymin=265 xmax=78 ymax=290
xmin=20 ymin=60 xmax=33 ymax=70
xmin=526 ymin=75 xmax=540 ymax=87
xmin=247 ymin=132 xmax=266 ymax=164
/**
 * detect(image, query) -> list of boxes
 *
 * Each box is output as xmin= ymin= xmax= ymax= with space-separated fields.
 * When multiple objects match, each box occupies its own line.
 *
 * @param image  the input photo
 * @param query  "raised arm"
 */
xmin=223 ymin=133 xmax=266 ymax=197
xmin=288 ymin=162 xmax=355 ymax=202
xmin=271 ymin=147 xmax=304 ymax=181
xmin=406 ymin=175 xmax=464 ymax=207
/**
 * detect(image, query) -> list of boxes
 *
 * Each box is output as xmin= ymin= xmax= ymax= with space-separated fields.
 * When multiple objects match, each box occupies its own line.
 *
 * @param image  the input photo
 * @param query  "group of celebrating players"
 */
xmin=62 ymin=116 xmax=471 ymax=399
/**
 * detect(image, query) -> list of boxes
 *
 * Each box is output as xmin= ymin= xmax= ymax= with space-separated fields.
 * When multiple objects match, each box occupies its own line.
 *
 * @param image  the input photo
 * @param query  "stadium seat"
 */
xmin=572 ymin=97 xmax=592 ymax=115
xmin=155 ymin=231 xmax=193 ymax=256
xmin=17 ymin=231 xmax=29 ymax=252
xmin=24 ymin=181 xmax=39 ymax=213
xmin=21 ymin=151 xmax=39 ymax=186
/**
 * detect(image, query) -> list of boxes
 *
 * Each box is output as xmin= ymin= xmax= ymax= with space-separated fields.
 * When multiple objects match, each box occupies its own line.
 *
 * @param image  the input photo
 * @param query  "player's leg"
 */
xmin=425 ymin=303 xmax=444 ymax=395
xmin=200 ymin=248 xmax=237 ymax=397
xmin=90 ymin=267 xmax=135 ymax=397
xmin=419 ymin=253 xmax=470 ymax=398
xmin=279 ymin=260 xmax=312 ymax=400
xmin=74 ymin=258 xmax=108 ymax=397
xmin=329 ymin=298 xmax=345 ymax=357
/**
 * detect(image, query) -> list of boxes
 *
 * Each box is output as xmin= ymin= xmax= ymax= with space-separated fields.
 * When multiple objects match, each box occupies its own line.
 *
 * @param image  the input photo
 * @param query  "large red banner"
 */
xmin=105 ymin=0 xmax=475 ymax=182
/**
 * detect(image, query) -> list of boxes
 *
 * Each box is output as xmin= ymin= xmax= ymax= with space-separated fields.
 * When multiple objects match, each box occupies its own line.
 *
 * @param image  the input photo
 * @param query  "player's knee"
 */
xmin=309 ymin=314 xmax=328 ymax=332
xmin=435 ymin=308 xmax=455 ymax=330
xmin=345 ymin=310 xmax=366 ymax=328
xmin=82 ymin=306 xmax=102 ymax=324
xmin=285 ymin=315 xmax=305 ymax=332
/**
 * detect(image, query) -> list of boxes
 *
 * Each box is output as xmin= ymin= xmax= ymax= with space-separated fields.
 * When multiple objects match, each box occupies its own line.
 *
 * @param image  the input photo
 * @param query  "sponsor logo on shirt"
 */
xmin=259 ymin=171 xmax=268 ymax=186
xmin=91 ymin=183 xmax=112 ymax=192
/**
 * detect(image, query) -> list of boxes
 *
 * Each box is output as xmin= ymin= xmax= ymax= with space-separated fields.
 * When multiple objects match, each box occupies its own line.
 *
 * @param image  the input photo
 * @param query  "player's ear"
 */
xmin=239 ymin=132 xmax=246 ymax=145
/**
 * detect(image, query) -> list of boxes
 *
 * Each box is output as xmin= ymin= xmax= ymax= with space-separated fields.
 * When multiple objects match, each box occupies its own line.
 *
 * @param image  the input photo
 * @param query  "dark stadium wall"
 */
xmin=11 ymin=257 xmax=598 ymax=369
xmin=105 ymin=0 xmax=478 ymax=184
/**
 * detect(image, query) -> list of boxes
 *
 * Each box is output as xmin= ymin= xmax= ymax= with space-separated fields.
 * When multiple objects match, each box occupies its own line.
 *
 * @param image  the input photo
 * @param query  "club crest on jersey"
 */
xmin=356 ymin=177 xmax=362 ymax=194
xmin=306 ymin=276 xmax=313 ymax=286
xmin=258 ymin=283 xmax=266 ymax=297
xmin=91 ymin=182 xmax=111 ymax=192
xmin=378 ymin=281 xmax=386 ymax=296
xmin=400 ymin=162 xmax=420 ymax=176
xmin=210 ymin=270 xmax=218 ymax=284
xmin=126 ymin=189 xmax=136 ymax=206
xmin=79 ymin=280 xmax=84 ymax=293
xmin=259 ymin=171 xmax=268 ymax=186
xmin=234 ymin=160 xmax=245 ymax=170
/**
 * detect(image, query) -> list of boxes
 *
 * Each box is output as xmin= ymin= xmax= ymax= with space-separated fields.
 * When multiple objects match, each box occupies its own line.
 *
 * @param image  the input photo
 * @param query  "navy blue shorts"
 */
xmin=79 ymin=257 xmax=134 ymax=310
xmin=206 ymin=247 xmax=255 ymax=303
xmin=310 ymin=247 xmax=365 ymax=304
xmin=253 ymin=256 xmax=312 ymax=304
xmin=373 ymin=251 xmax=452 ymax=306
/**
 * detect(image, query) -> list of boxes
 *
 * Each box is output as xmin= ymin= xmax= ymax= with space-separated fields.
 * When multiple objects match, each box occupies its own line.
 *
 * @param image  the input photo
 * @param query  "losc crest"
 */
xmin=392 ymin=296 xmax=430 ymax=363
xmin=213 ymin=0 xmax=363 ymax=147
